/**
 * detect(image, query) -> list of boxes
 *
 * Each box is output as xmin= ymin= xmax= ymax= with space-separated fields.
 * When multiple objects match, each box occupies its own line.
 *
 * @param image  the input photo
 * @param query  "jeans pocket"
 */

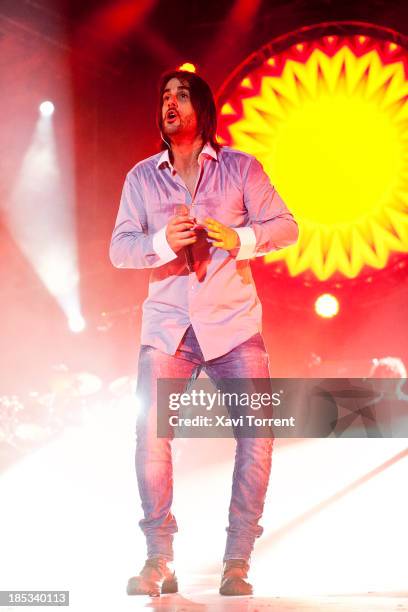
xmin=242 ymin=333 xmax=267 ymax=353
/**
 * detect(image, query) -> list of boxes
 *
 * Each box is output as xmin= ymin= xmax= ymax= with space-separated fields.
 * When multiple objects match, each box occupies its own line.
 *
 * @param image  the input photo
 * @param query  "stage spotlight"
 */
xmin=68 ymin=315 xmax=86 ymax=334
xmin=178 ymin=62 xmax=196 ymax=73
xmin=315 ymin=294 xmax=339 ymax=318
xmin=39 ymin=101 xmax=55 ymax=117
xmin=9 ymin=94 xmax=84 ymax=339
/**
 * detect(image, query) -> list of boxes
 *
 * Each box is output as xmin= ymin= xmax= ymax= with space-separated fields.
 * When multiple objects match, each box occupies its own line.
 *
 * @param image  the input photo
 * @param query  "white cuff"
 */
xmin=235 ymin=227 xmax=257 ymax=260
xmin=152 ymin=225 xmax=178 ymax=265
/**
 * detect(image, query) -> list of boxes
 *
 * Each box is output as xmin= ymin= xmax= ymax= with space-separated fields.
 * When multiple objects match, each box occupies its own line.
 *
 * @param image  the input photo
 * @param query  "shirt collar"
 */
xmin=156 ymin=142 xmax=218 ymax=170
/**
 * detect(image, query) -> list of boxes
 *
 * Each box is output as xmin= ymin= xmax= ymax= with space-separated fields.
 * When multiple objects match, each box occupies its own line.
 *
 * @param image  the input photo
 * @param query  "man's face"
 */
xmin=161 ymin=77 xmax=198 ymax=139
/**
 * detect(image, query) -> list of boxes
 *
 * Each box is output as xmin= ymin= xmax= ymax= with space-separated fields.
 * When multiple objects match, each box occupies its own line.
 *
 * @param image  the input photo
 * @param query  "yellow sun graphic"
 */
xmin=218 ymin=35 xmax=408 ymax=280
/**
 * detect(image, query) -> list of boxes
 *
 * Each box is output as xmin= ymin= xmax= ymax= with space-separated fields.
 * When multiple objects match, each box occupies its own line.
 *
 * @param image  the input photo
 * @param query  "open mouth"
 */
xmin=166 ymin=110 xmax=178 ymax=123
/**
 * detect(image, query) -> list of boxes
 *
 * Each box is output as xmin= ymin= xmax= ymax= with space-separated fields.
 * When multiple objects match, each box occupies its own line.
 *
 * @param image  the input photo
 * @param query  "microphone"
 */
xmin=174 ymin=204 xmax=194 ymax=272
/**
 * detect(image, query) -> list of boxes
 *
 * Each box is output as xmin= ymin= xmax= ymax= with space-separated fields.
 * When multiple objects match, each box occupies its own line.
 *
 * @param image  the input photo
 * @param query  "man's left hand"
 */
xmin=204 ymin=217 xmax=240 ymax=251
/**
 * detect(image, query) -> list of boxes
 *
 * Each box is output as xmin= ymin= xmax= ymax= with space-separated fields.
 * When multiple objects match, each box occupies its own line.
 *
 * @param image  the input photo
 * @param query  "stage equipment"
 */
xmin=218 ymin=23 xmax=408 ymax=283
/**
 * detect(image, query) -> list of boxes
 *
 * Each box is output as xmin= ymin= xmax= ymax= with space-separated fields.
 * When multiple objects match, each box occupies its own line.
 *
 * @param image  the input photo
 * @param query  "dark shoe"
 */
xmin=127 ymin=557 xmax=178 ymax=597
xmin=219 ymin=559 xmax=253 ymax=596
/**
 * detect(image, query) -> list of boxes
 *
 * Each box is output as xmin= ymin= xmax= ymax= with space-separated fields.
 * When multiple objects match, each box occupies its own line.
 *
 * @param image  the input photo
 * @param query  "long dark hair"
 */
xmin=157 ymin=70 xmax=221 ymax=152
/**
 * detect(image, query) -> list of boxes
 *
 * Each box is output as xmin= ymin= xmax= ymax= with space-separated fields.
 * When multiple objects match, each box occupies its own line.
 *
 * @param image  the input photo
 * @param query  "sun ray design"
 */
xmin=218 ymin=35 xmax=408 ymax=280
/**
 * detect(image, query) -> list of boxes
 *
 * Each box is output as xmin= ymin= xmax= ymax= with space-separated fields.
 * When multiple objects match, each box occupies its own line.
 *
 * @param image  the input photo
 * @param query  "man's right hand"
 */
xmin=166 ymin=215 xmax=197 ymax=253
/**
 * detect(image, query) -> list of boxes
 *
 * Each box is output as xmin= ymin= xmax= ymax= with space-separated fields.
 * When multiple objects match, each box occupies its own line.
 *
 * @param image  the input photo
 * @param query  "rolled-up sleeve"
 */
xmin=109 ymin=173 xmax=177 ymax=269
xmin=239 ymin=157 xmax=299 ymax=258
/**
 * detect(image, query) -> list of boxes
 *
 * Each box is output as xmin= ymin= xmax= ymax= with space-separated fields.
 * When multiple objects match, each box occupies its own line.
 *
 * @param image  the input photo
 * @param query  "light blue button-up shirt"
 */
xmin=110 ymin=144 xmax=298 ymax=360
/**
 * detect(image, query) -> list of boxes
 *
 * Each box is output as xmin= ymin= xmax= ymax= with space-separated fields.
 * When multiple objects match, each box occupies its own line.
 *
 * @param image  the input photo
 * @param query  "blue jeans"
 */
xmin=135 ymin=326 xmax=273 ymax=562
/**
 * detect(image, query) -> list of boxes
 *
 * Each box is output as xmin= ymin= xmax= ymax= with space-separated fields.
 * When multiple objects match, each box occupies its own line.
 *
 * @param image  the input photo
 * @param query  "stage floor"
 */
xmin=115 ymin=589 xmax=408 ymax=611
xmin=1 ymin=398 xmax=407 ymax=611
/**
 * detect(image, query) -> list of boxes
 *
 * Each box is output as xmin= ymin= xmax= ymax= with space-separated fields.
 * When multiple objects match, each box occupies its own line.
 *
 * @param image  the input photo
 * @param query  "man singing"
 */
xmin=110 ymin=69 xmax=298 ymax=597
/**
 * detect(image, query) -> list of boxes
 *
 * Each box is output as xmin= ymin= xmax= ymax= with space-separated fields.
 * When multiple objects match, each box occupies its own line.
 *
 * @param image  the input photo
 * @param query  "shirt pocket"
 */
xmin=194 ymin=188 xmax=247 ymax=227
xmin=146 ymin=200 xmax=176 ymax=231
xmin=192 ymin=191 xmax=218 ymax=223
